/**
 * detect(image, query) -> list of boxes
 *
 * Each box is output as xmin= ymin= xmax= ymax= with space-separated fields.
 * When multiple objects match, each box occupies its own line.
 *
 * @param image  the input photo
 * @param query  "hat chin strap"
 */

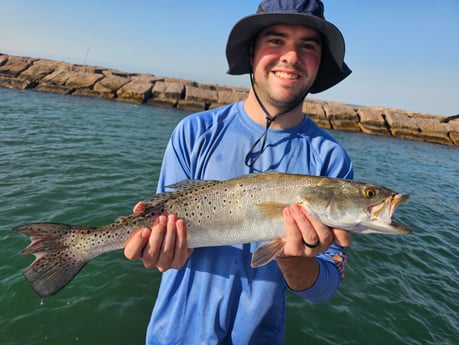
xmin=244 ymin=63 xmax=309 ymax=168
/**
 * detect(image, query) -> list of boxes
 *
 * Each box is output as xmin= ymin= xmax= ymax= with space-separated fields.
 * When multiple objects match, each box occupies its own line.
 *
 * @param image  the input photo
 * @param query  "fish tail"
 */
xmin=14 ymin=223 xmax=93 ymax=298
xmin=251 ymin=238 xmax=286 ymax=268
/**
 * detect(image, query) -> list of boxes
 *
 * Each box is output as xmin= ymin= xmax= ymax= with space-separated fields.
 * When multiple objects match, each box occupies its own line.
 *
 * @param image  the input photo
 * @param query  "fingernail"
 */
xmin=141 ymin=228 xmax=151 ymax=238
xmin=159 ymin=215 xmax=168 ymax=225
xmin=291 ymin=204 xmax=300 ymax=213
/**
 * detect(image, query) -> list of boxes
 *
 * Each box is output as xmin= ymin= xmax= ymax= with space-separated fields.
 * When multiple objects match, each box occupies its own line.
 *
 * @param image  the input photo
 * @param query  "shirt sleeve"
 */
xmin=156 ymin=122 xmax=193 ymax=193
xmin=289 ymin=244 xmax=347 ymax=303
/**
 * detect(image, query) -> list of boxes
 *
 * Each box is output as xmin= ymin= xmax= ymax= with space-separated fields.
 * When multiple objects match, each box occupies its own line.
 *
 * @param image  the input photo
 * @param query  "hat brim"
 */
xmin=225 ymin=13 xmax=351 ymax=93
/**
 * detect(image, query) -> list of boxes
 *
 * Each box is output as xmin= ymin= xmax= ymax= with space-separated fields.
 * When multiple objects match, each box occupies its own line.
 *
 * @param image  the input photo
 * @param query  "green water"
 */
xmin=1 ymin=87 xmax=458 ymax=344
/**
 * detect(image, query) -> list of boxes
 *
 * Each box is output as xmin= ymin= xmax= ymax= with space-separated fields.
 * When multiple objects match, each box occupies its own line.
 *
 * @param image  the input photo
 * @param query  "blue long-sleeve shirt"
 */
xmin=146 ymin=102 xmax=353 ymax=344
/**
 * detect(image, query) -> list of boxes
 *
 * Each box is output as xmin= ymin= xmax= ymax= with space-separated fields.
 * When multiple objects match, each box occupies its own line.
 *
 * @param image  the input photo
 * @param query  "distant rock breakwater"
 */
xmin=1 ymin=53 xmax=457 ymax=147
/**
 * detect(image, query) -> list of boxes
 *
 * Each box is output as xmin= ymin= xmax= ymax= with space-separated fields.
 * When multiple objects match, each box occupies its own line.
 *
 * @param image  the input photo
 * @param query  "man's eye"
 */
xmin=268 ymin=39 xmax=282 ymax=45
xmin=301 ymin=43 xmax=318 ymax=50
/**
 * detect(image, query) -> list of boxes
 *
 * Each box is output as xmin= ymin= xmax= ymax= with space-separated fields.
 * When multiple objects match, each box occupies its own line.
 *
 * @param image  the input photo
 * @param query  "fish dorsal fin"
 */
xmin=256 ymin=202 xmax=290 ymax=220
xmin=166 ymin=179 xmax=221 ymax=192
xmin=139 ymin=180 xmax=221 ymax=210
xmin=140 ymin=192 xmax=178 ymax=208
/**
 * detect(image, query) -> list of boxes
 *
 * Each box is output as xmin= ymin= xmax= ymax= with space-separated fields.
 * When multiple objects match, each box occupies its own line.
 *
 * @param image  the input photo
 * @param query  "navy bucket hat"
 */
xmin=226 ymin=0 xmax=351 ymax=93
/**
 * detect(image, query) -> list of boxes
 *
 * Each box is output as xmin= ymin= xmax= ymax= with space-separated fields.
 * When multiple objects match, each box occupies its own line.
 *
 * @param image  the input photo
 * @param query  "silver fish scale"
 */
xmin=153 ymin=174 xmax=307 ymax=247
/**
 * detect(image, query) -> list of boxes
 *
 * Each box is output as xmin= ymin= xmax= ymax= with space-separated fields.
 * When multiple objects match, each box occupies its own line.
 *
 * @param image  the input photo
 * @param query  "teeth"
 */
xmin=274 ymin=71 xmax=298 ymax=80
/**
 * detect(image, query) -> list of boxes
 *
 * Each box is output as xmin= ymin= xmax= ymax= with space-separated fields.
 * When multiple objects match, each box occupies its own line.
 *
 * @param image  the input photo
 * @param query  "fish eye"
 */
xmin=364 ymin=188 xmax=377 ymax=198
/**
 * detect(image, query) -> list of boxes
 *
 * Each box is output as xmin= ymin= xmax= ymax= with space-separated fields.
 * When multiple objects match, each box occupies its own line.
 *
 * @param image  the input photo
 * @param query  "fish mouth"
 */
xmin=367 ymin=193 xmax=411 ymax=234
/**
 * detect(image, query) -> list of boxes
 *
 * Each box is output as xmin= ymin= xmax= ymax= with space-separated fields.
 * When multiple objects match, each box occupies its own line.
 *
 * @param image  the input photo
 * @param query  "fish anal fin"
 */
xmin=256 ymin=202 xmax=289 ymax=220
xmin=251 ymin=238 xmax=286 ymax=268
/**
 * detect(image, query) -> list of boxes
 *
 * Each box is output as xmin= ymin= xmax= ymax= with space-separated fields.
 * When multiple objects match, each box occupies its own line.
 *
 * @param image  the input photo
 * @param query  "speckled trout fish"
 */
xmin=14 ymin=172 xmax=410 ymax=298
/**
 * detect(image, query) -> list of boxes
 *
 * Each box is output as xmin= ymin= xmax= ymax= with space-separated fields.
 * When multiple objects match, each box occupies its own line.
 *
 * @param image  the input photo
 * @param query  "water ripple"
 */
xmin=1 ymin=88 xmax=458 ymax=345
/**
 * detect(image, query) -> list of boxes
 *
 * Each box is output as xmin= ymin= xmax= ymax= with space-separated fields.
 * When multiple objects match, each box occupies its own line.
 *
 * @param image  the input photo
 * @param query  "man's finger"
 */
xmin=124 ymin=227 xmax=151 ymax=260
xmin=155 ymin=215 xmax=178 ymax=271
xmin=289 ymin=204 xmax=319 ymax=247
xmin=142 ymin=216 xmax=167 ymax=269
xmin=133 ymin=201 xmax=147 ymax=215
xmin=301 ymin=210 xmax=333 ymax=249
xmin=333 ymin=229 xmax=352 ymax=247
xmin=170 ymin=219 xmax=193 ymax=269
xmin=282 ymin=206 xmax=308 ymax=256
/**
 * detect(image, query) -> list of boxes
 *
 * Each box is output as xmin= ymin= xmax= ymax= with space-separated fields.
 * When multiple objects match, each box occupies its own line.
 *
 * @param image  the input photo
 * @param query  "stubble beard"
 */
xmin=252 ymin=76 xmax=310 ymax=115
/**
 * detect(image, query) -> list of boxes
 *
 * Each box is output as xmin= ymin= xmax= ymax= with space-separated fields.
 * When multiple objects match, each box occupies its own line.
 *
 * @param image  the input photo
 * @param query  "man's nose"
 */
xmin=280 ymin=47 xmax=299 ymax=65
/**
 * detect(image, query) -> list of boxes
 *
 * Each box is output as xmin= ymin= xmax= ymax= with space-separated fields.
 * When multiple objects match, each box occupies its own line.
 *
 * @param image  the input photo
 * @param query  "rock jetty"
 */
xmin=1 ymin=53 xmax=457 ymax=147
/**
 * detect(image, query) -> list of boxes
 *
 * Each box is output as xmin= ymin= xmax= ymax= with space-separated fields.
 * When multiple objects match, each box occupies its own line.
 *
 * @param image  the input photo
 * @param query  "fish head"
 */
xmin=297 ymin=179 xmax=411 ymax=235
xmin=363 ymin=190 xmax=410 ymax=234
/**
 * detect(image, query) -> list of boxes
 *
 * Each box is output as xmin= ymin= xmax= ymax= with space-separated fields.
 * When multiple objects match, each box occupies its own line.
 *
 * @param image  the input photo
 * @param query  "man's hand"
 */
xmin=276 ymin=203 xmax=352 ymax=291
xmin=124 ymin=202 xmax=193 ymax=272
xmin=281 ymin=203 xmax=352 ymax=257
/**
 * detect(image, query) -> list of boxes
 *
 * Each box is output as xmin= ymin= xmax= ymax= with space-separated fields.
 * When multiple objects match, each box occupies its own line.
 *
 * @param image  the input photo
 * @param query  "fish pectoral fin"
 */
xmin=256 ymin=202 xmax=290 ymax=220
xmin=251 ymin=238 xmax=286 ymax=268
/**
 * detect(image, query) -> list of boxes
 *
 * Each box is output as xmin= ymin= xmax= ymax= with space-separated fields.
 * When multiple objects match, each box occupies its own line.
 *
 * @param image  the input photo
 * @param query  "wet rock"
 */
xmin=215 ymin=88 xmax=247 ymax=108
xmin=445 ymin=120 xmax=459 ymax=146
xmin=0 ymin=54 xmax=8 ymax=66
xmin=92 ymin=72 xmax=130 ymax=99
xmin=303 ymin=98 xmax=330 ymax=129
xmin=148 ymin=81 xmax=184 ymax=107
xmin=0 ymin=53 xmax=456 ymax=147
xmin=384 ymin=110 xmax=422 ymax=142
xmin=34 ymin=83 xmax=74 ymax=94
xmin=412 ymin=114 xmax=451 ymax=145
xmin=0 ymin=55 xmax=33 ymax=77
xmin=116 ymin=80 xmax=153 ymax=103
xmin=178 ymin=85 xmax=219 ymax=111
xmin=0 ymin=75 xmax=35 ymax=89
xmin=357 ymin=107 xmax=390 ymax=136
xmin=19 ymin=60 xmax=66 ymax=82
xmin=324 ymin=101 xmax=360 ymax=131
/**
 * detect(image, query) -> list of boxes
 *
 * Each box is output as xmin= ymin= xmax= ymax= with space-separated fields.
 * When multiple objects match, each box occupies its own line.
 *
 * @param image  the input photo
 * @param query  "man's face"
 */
xmin=251 ymin=24 xmax=322 ymax=112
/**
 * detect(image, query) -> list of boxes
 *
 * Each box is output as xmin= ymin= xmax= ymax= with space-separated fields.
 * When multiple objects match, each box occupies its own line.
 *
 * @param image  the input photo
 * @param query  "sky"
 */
xmin=1 ymin=0 xmax=458 ymax=116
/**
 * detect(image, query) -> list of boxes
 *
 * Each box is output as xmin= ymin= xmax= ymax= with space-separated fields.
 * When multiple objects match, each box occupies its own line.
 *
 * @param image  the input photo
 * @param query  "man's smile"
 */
xmin=273 ymin=71 xmax=300 ymax=80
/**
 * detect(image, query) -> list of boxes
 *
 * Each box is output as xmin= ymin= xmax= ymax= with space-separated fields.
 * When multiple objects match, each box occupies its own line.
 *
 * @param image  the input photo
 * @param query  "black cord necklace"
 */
xmin=244 ymin=70 xmax=309 ymax=169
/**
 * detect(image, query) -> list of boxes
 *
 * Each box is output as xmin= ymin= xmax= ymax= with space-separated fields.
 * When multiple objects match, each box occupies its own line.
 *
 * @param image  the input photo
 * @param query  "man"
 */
xmin=125 ymin=0 xmax=353 ymax=343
